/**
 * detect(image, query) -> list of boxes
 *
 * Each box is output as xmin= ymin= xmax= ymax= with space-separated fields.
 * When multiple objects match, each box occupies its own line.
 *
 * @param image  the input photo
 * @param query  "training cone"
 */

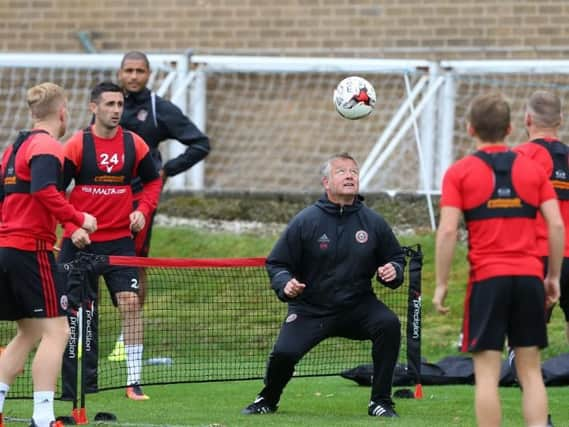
xmin=414 ymin=383 xmax=423 ymax=399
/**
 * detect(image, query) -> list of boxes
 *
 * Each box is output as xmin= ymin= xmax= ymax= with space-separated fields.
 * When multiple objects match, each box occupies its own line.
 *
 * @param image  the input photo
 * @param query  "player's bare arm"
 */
xmin=540 ymin=198 xmax=564 ymax=307
xmin=81 ymin=212 xmax=97 ymax=233
xmin=433 ymin=206 xmax=461 ymax=314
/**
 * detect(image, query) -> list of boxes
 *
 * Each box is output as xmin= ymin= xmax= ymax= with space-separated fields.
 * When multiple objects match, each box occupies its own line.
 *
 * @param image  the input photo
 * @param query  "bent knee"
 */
xmin=116 ymin=292 xmax=140 ymax=312
xmin=383 ymin=313 xmax=401 ymax=334
xmin=372 ymin=314 xmax=401 ymax=341
xmin=42 ymin=317 xmax=70 ymax=345
xmin=60 ymin=320 xmax=71 ymax=340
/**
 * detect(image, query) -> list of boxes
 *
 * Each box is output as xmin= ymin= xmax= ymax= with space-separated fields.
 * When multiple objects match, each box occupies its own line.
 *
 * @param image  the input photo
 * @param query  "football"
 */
xmin=333 ymin=76 xmax=376 ymax=120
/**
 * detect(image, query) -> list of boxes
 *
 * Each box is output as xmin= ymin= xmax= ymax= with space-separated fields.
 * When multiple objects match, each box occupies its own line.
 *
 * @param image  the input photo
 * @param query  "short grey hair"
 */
xmin=320 ymin=152 xmax=358 ymax=179
xmin=526 ymin=90 xmax=562 ymax=128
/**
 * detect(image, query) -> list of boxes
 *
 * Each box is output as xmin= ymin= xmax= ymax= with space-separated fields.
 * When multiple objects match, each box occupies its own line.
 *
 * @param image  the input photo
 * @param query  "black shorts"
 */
xmin=462 ymin=275 xmax=547 ymax=352
xmin=0 ymin=247 xmax=67 ymax=320
xmin=59 ymin=237 xmax=139 ymax=305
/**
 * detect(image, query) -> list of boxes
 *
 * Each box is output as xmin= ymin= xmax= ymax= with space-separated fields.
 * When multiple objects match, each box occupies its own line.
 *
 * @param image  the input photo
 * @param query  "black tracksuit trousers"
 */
xmin=259 ymin=296 xmax=401 ymax=406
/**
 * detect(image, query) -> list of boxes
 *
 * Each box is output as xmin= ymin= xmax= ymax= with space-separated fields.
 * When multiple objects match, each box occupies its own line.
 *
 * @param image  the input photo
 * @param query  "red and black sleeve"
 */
xmin=30 ymin=154 xmax=61 ymax=193
xmin=29 ymin=149 xmax=84 ymax=228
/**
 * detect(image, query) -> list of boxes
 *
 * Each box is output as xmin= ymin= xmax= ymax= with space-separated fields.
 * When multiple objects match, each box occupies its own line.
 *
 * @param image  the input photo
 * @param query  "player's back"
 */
xmin=515 ymin=139 xmax=569 ymax=257
xmin=441 ymin=146 xmax=556 ymax=282
xmin=0 ymin=132 xmax=64 ymax=250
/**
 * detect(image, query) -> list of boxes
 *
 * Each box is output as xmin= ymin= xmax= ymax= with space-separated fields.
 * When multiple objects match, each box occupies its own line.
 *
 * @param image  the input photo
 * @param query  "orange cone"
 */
xmin=414 ymin=383 xmax=423 ymax=399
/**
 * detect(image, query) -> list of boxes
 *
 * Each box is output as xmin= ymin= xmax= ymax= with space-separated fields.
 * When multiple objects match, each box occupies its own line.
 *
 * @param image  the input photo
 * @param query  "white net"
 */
xmin=0 ymin=67 xmax=114 ymax=143
xmin=449 ymin=73 xmax=569 ymax=161
xmin=0 ymin=54 xmax=431 ymax=195
xmin=202 ymin=71 xmax=427 ymax=194
xmin=0 ymin=66 xmax=176 ymax=147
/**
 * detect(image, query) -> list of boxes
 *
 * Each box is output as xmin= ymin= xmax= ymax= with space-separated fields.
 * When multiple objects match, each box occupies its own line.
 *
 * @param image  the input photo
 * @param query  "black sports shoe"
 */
xmin=241 ymin=396 xmax=278 ymax=415
xmin=368 ymin=400 xmax=399 ymax=417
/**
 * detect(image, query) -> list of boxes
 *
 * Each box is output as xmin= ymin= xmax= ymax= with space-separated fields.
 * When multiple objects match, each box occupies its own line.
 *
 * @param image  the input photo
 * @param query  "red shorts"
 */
xmin=0 ymin=247 xmax=66 ymax=320
xmin=462 ymin=275 xmax=547 ymax=352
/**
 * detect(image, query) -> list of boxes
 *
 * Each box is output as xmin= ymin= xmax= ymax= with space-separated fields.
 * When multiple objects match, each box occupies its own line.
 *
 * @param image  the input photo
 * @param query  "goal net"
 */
xmin=437 ymin=60 xmax=569 ymax=184
xmin=192 ymin=56 xmax=433 ymax=194
xmin=0 ymin=53 xmax=192 ymax=186
xmin=2 ymin=55 xmax=568 ymax=196
xmin=0 ymin=53 xmax=432 ymax=194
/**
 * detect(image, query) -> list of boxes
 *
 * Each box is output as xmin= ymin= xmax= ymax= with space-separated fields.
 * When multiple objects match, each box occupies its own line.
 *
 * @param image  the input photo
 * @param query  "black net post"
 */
xmin=403 ymin=245 xmax=423 ymax=398
xmin=61 ymin=252 xmax=107 ymax=425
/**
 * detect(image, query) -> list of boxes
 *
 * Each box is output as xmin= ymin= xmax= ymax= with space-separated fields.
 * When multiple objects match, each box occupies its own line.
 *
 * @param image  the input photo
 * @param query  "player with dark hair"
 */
xmin=0 ymin=82 xmax=97 ymax=427
xmin=59 ymin=81 xmax=161 ymax=401
xmin=434 ymin=92 xmax=564 ymax=427
xmin=106 ymin=51 xmax=210 ymax=361
xmin=118 ymin=50 xmax=210 ymax=256
xmin=242 ymin=152 xmax=405 ymax=418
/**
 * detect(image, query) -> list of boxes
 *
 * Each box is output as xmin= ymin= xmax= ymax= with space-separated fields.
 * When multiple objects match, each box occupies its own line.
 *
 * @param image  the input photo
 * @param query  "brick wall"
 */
xmin=2 ymin=0 xmax=569 ymax=59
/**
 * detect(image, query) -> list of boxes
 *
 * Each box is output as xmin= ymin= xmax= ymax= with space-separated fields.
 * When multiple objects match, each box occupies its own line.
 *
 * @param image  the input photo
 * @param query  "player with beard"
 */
xmin=59 ymin=82 xmax=161 ymax=401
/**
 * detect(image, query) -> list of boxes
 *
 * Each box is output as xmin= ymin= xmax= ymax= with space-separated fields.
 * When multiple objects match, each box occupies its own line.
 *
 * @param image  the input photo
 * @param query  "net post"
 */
xmin=78 ymin=292 xmax=88 ymax=425
xmin=66 ymin=254 xmax=90 ymax=425
xmin=404 ymin=245 xmax=423 ymax=396
xmin=69 ymin=253 xmax=104 ymax=426
xmin=58 ymin=258 xmax=82 ymax=422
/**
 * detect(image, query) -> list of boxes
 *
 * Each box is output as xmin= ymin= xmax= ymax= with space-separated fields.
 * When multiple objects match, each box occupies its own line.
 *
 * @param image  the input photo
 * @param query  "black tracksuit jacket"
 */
xmin=120 ymin=88 xmax=210 ymax=178
xmin=266 ymin=194 xmax=405 ymax=316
